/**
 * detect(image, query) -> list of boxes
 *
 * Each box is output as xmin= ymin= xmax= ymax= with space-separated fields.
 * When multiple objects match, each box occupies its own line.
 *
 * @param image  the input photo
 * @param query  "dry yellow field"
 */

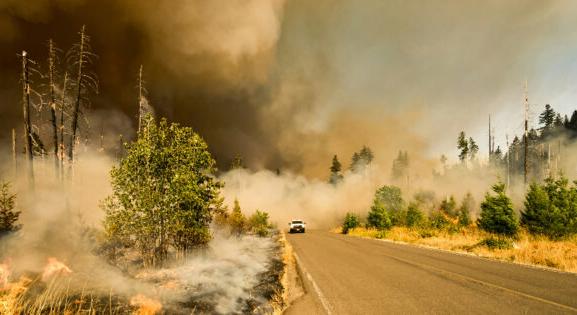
xmin=342 ymin=227 xmax=577 ymax=273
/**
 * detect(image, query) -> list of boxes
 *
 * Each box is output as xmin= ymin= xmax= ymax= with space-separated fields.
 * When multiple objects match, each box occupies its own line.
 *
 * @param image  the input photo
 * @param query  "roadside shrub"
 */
xmin=522 ymin=177 xmax=577 ymax=239
xmin=374 ymin=185 xmax=405 ymax=212
xmin=342 ymin=212 xmax=360 ymax=234
xmin=477 ymin=182 xmax=518 ymax=236
xmin=429 ymin=210 xmax=449 ymax=229
xmin=367 ymin=203 xmax=392 ymax=230
xmin=405 ymin=203 xmax=424 ymax=228
xmin=248 ymin=210 xmax=271 ymax=237
xmin=440 ymin=195 xmax=457 ymax=217
xmin=229 ymin=199 xmax=247 ymax=236
xmin=478 ymin=237 xmax=513 ymax=250
xmin=458 ymin=192 xmax=474 ymax=227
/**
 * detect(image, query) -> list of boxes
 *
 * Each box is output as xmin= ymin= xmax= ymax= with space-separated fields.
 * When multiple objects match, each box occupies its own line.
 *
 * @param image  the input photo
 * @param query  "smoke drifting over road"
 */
xmin=3 ymin=1 xmax=577 ymax=175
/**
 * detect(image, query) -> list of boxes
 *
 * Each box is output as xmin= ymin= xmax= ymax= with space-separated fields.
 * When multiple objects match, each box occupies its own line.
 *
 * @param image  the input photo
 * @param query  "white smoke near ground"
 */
xmin=0 ymin=149 xmax=279 ymax=314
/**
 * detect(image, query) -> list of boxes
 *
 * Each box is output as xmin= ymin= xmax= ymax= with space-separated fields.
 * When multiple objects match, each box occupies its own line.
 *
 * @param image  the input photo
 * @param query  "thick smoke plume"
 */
xmin=3 ymin=1 xmax=577 ymax=175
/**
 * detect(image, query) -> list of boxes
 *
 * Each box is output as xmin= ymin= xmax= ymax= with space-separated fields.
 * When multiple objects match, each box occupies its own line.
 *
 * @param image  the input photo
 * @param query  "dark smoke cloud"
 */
xmin=1 ymin=0 xmax=576 ymax=177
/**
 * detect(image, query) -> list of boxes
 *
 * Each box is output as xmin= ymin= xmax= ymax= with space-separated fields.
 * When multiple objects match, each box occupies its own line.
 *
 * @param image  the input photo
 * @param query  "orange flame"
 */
xmin=0 ymin=262 xmax=10 ymax=290
xmin=130 ymin=294 xmax=162 ymax=315
xmin=41 ymin=257 xmax=72 ymax=281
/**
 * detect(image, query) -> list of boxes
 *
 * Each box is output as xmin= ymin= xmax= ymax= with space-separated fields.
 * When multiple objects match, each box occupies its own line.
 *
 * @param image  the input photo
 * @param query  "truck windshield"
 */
xmin=292 ymin=221 xmax=303 ymax=224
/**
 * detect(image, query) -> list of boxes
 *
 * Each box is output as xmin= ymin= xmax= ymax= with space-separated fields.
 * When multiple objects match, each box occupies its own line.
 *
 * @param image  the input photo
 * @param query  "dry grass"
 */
xmin=346 ymin=226 xmax=577 ymax=273
xmin=0 ymin=275 xmax=129 ymax=315
xmin=272 ymin=232 xmax=303 ymax=315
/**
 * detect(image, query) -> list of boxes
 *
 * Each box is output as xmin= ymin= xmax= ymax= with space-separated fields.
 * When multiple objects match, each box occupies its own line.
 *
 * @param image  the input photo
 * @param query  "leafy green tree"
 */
xmin=406 ymin=203 xmax=424 ymax=228
xmin=342 ymin=212 xmax=360 ymax=234
xmin=477 ymin=182 xmax=518 ymax=236
xmin=329 ymin=155 xmax=344 ymax=185
xmin=522 ymin=177 xmax=577 ymax=239
xmin=374 ymin=185 xmax=404 ymax=213
xmin=229 ymin=199 xmax=247 ymax=236
xmin=373 ymin=185 xmax=405 ymax=225
xmin=248 ymin=210 xmax=271 ymax=237
xmin=367 ymin=202 xmax=392 ymax=230
xmin=102 ymin=117 xmax=222 ymax=267
xmin=458 ymin=193 xmax=474 ymax=226
xmin=0 ymin=182 xmax=21 ymax=237
xmin=457 ymin=132 xmax=469 ymax=163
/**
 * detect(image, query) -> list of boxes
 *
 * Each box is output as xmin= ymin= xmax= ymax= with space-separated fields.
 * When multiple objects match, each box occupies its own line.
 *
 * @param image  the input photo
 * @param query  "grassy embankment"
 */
xmin=338 ymin=226 xmax=577 ymax=273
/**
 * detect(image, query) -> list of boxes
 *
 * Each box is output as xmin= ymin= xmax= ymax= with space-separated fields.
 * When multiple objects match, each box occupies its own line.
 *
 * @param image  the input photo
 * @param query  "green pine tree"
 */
xmin=342 ymin=212 xmax=360 ymax=234
xmin=457 ymin=131 xmax=469 ymax=163
xmin=406 ymin=203 xmax=424 ymax=228
xmin=0 ymin=182 xmax=21 ymax=237
xmin=539 ymin=104 xmax=556 ymax=134
xmin=477 ymin=182 xmax=518 ymax=236
xmin=522 ymin=176 xmax=577 ymax=239
xmin=329 ymin=155 xmax=344 ymax=185
xmin=229 ymin=198 xmax=247 ymax=236
xmin=458 ymin=193 xmax=474 ymax=226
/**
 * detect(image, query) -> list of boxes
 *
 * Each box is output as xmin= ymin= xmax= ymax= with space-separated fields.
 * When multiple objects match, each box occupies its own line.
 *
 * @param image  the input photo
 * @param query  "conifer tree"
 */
xmin=457 ymin=132 xmax=469 ymax=164
xmin=538 ymin=104 xmax=556 ymax=134
xmin=329 ymin=155 xmax=344 ymax=185
xmin=0 ymin=182 xmax=20 ymax=237
xmin=458 ymin=192 xmax=474 ymax=226
xmin=478 ymin=182 xmax=518 ymax=236
xmin=522 ymin=176 xmax=577 ymax=239
xmin=229 ymin=199 xmax=247 ymax=236
xmin=468 ymin=137 xmax=479 ymax=161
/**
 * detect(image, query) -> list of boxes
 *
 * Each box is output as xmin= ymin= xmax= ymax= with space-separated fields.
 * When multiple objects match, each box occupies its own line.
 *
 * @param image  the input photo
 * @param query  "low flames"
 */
xmin=0 ymin=261 xmax=10 ymax=290
xmin=130 ymin=294 xmax=162 ymax=315
xmin=41 ymin=257 xmax=72 ymax=281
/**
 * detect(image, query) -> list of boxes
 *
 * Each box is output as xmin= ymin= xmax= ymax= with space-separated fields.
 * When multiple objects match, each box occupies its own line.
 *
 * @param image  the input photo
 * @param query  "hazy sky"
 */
xmin=2 ymin=0 xmax=577 ymax=175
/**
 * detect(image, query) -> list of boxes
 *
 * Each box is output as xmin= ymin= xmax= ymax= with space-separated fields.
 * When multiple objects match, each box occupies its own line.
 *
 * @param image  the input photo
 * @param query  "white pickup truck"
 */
xmin=288 ymin=220 xmax=306 ymax=233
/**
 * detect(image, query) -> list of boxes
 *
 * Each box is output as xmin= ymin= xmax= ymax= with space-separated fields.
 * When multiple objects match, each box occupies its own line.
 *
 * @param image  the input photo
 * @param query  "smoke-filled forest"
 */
xmin=2 ymin=1 xmax=577 ymax=314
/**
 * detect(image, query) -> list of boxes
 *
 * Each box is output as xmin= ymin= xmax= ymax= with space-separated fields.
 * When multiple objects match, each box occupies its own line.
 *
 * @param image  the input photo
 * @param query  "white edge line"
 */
xmin=293 ymin=253 xmax=334 ymax=315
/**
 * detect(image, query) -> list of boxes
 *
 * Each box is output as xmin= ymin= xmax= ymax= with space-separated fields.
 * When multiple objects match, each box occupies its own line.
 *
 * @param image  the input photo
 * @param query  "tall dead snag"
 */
xmin=138 ymin=65 xmax=144 ymax=133
xmin=67 ymin=25 xmax=98 ymax=163
xmin=48 ymin=39 xmax=59 ymax=171
xmin=59 ymin=72 xmax=68 ymax=172
xmin=12 ymin=129 xmax=17 ymax=175
xmin=21 ymin=51 xmax=34 ymax=183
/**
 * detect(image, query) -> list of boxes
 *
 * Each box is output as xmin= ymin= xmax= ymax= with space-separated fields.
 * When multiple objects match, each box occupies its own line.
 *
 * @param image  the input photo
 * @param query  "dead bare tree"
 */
xmin=67 ymin=25 xmax=98 ymax=163
xmin=47 ymin=39 xmax=60 ymax=172
xmin=12 ymin=129 xmax=17 ymax=176
xmin=59 ymin=72 xmax=68 ymax=173
xmin=21 ymin=51 xmax=34 ymax=184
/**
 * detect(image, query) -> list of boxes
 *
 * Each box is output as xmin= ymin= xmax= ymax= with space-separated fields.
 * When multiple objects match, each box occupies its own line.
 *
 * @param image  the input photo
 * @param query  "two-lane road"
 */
xmin=286 ymin=230 xmax=577 ymax=314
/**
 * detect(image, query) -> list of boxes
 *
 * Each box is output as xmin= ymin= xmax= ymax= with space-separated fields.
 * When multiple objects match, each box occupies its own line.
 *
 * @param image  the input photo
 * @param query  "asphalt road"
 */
xmin=285 ymin=230 xmax=577 ymax=315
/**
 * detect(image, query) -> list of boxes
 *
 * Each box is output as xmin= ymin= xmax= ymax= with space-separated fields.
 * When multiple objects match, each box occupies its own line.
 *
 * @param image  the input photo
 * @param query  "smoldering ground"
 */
xmin=0 ymin=151 xmax=280 ymax=314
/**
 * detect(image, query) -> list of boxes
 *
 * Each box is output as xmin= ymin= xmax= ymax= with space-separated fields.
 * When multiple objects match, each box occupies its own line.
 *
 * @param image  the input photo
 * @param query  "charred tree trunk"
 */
xmin=21 ymin=51 xmax=34 ymax=184
xmin=59 ymin=72 xmax=68 ymax=174
xmin=68 ymin=26 xmax=86 ymax=163
xmin=138 ymin=65 xmax=144 ymax=133
xmin=48 ymin=39 xmax=59 ymax=172
xmin=12 ymin=128 xmax=17 ymax=176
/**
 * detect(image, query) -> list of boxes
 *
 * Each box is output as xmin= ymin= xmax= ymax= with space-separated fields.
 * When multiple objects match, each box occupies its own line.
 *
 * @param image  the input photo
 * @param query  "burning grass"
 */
xmin=0 ymin=232 xmax=286 ymax=315
xmin=345 ymin=226 xmax=577 ymax=273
